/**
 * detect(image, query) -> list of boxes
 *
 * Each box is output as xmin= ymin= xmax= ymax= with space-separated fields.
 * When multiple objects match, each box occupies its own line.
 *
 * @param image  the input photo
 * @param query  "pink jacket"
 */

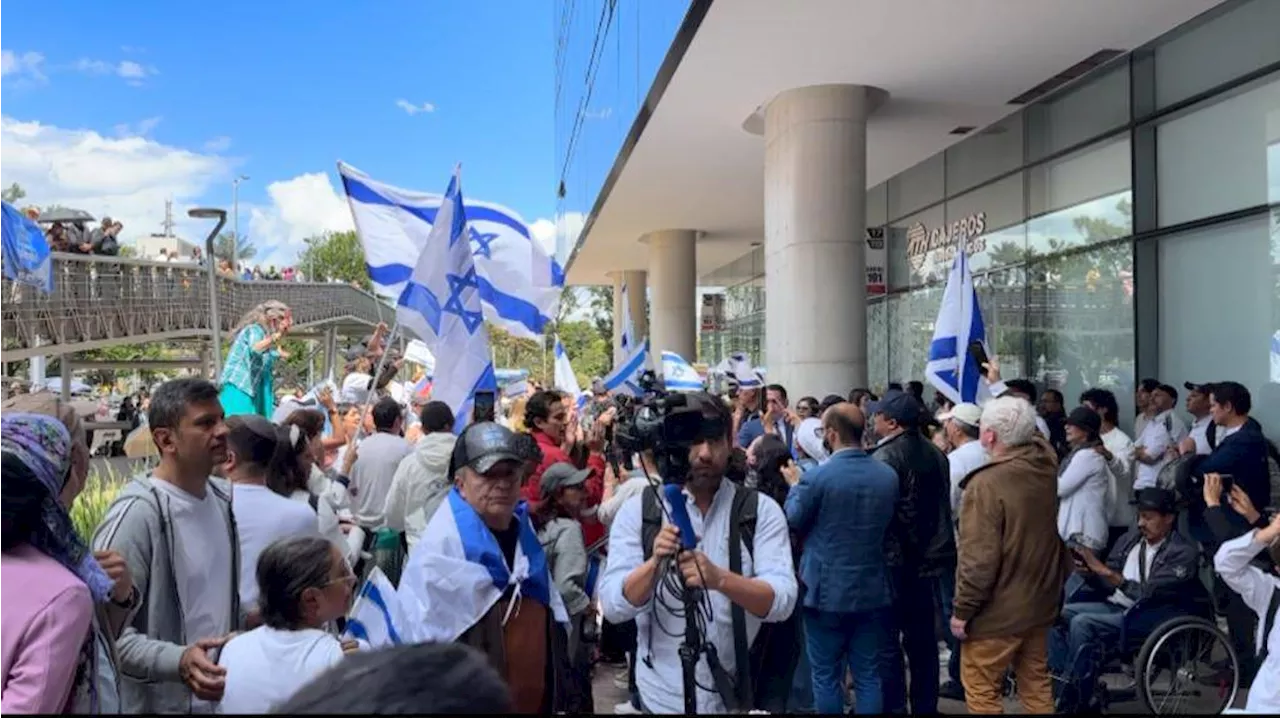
xmin=1 ymin=544 xmax=94 ymax=714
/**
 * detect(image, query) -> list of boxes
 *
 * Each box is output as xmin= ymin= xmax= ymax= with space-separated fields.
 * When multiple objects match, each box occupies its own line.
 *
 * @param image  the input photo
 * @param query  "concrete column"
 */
xmin=608 ymin=270 xmax=649 ymax=365
xmin=763 ymin=84 xmax=886 ymax=399
xmin=645 ymin=230 xmax=697 ymax=363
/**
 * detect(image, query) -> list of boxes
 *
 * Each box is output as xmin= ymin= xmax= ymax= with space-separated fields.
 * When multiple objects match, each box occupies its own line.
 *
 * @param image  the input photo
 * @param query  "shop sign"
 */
xmin=906 ymin=211 xmax=987 ymax=272
xmin=865 ymin=227 xmax=887 ymax=296
xmin=700 ymin=293 xmax=725 ymax=332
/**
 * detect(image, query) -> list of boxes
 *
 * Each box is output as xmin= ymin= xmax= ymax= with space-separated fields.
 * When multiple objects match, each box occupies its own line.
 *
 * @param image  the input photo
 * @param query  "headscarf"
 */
xmin=794 ymin=417 xmax=829 ymax=464
xmin=1 ymin=412 xmax=113 ymax=602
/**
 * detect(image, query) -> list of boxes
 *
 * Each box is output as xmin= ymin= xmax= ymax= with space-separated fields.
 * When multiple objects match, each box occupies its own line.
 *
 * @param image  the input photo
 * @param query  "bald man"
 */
xmin=784 ymin=403 xmax=901 ymax=714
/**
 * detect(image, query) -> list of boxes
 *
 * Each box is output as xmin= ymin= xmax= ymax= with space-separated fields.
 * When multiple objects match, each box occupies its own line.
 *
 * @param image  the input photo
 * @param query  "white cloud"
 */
xmin=203 ymin=136 xmax=233 ymax=153
xmin=73 ymin=58 xmax=158 ymax=84
xmin=0 ymin=115 xmax=233 ymax=247
xmin=245 ymin=173 xmax=354 ymax=267
xmin=394 ymin=99 xmax=436 ymax=115
xmin=529 ymin=211 xmax=586 ymax=263
xmin=2 ymin=50 xmax=47 ymax=83
xmin=113 ymin=116 xmax=162 ymax=138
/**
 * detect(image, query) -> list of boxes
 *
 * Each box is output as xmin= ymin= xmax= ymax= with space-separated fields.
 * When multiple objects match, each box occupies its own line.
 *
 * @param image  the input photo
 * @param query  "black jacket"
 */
xmin=873 ymin=430 xmax=956 ymax=576
xmin=1091 ymin=528 xmax=1206 ymax=608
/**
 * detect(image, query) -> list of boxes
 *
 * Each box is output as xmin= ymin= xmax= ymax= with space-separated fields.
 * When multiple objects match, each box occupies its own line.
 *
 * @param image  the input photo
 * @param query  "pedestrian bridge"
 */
xmin=1 ymin=253 xmax=392 ymax=361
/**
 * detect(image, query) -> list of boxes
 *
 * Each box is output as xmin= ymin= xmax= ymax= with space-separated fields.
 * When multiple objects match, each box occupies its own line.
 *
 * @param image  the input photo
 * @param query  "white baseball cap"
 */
xmin=939 ymin=402 xmax=982 ymax=428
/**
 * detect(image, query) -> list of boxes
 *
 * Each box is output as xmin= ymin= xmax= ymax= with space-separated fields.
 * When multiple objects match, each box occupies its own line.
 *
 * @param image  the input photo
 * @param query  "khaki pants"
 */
xmin=959 ymin=625 xmax=1054 ymax=714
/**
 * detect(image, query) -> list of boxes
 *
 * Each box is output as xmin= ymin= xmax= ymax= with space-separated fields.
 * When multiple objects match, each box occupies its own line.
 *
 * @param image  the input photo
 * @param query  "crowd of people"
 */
xmin=1 ymin=330 xmax=1278 ymax=715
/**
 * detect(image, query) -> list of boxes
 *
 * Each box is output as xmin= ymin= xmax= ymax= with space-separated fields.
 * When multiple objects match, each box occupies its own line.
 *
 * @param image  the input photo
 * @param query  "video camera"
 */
xmin=610 ymin=369 xmax=724 ymax=484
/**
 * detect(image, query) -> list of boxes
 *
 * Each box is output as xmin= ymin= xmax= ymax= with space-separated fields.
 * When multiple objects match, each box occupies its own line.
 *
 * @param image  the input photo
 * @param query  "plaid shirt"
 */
xmin=220 ymin=324 xmax=276 ymax=394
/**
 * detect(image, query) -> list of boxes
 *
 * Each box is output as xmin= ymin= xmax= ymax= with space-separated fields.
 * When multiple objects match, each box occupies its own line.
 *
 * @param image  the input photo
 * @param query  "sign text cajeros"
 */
xmin=906 ymin=211 xmax=987 ymax=272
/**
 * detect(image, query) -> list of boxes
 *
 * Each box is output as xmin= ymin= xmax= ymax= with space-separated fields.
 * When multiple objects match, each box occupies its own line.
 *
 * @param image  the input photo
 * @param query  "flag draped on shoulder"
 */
xmin=603 ymin=337 xmax=650 ymax=397
xmin=553 ymin=337 xmax=582 ymax=397
xmin=925 ymin=248 xmax=989 ymax=404
xmin=660 ymin=351 xmax=703 ymax=392
xmin=342 ymin=567 xmax=406 ymax=649
xmin=387 ymin=166 xmax=497 ymax=432
xmin=338 ymin=161 xmax=562 ymax=339
xmin=398 ymin=488 xmax=567 ymax=643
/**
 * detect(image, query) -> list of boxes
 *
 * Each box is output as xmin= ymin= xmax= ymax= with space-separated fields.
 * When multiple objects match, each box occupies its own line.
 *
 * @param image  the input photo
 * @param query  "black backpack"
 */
xmin=641 ymin=483 xmax=760 ymax=712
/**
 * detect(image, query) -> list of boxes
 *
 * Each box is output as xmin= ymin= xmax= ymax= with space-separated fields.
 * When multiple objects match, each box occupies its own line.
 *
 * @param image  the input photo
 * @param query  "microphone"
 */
xmin=663 ymin=483 xmax=697 ymax=551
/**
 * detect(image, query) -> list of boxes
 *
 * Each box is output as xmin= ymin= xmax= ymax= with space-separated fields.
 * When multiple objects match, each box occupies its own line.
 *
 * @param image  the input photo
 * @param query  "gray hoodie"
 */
xmin=385 ymin=432 xmax=457 ymax=547
xmin=91 ymin=476 xmax=243 ymax=715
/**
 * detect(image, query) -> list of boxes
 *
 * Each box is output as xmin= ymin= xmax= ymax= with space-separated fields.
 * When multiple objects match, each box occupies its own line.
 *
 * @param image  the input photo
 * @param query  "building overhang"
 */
xmin=563 ymin=0 xmax=1224 ymax=286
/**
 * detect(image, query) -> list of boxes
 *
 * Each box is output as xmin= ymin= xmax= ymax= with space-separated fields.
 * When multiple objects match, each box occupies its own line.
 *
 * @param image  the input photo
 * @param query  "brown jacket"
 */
xmin=953 ymin=437 xmax=1070 ymax=639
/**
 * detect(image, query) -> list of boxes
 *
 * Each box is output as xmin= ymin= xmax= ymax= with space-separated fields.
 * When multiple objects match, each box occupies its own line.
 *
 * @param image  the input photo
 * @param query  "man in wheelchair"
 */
xmin=1050 ymin=487 xmax=1206 ymax=711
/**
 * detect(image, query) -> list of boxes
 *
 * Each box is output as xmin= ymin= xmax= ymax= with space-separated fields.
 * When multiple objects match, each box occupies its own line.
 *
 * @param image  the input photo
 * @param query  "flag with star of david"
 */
xmin=339 ymin=160 xmax=562 ymax=341
xmin=393 ymin=167 xmax=498 ymax=431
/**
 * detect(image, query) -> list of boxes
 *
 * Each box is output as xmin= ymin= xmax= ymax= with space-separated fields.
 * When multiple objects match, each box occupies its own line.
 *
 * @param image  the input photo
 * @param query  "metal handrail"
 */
xmin=1 ymin=252 xmax=393 ymax=360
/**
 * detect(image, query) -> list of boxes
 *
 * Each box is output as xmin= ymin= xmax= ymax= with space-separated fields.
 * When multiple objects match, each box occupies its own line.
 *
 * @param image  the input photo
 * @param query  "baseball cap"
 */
xmin=451 ymin=422 xmax=524 ymax=475
xmin=1183 ymin=381 xmax=1211 ymax=394
xmin=539 ymin=461 xmax=590 ymax=498
xmin=867 ymin=389 xmax=920 ymax=425
xmin=938 ymin=402 xmax=982 ymax=428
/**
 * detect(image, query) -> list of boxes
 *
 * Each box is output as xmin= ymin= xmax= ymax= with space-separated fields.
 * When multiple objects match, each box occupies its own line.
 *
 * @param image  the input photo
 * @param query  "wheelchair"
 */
xmin=1052 ymin=575 xmax=1240 ymax=715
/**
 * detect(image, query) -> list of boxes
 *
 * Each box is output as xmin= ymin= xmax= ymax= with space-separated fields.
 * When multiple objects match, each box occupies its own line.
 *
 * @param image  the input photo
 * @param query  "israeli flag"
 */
xmin=390 ymin=166 xmax=498 ymax=432
xmin=619 ymin=281 xmax=635 ymax=353
xmin=553 ymin=337 xmax=582 ymax=397
xmin=720 ymin=352 xmax=764 ymax=389
xmin=342 ymin=567 xmax=406 ymax=649
xmin=339 ymin=161 xmax=562 ymax=340
xmin=1 ymin=202 xmax=53 ymax=293
xmin=925 ymin=249 xmax=989 ymax=404
xmin=661 ymin=351 xmax=703 ymax=392
xmin=399 ymin=488 xmax=567 ymax=643
xmin=603 ymin=337 xmax=650 ymax=397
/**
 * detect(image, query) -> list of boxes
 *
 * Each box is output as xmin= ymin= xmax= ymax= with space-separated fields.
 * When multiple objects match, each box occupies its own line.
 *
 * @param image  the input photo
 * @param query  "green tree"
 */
xmin=117 ymin=245 xmax=139 ymax=258
xmin=213 ymin=232 xmax=257 ymax=263
xmin=582 ymin=285 xmax=613 ymax=344
xmin=297 ymin=230 xmax=371 ymax=290
xmin=2 ymin=182 xmax=26 ymax=204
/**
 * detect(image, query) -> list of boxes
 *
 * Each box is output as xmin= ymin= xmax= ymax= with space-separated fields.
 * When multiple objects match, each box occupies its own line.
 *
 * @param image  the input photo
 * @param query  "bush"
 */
xmin=70 ymin=463 xmax=137 ymax=541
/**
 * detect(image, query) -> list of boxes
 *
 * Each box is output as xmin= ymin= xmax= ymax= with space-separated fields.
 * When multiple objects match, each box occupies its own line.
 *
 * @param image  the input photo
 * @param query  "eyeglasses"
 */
xmin=326 ymin=572 xmax=358 ymax=589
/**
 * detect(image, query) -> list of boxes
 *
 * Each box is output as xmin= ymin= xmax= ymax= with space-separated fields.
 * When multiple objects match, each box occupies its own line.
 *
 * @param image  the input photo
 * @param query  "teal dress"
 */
xmin=218 ymin=323 xmax=278 ymax=418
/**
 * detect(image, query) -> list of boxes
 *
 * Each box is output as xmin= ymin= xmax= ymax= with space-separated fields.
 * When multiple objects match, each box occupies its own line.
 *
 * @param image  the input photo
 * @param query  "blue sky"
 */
xmin=1 ymin=1 xmax=557 ymax=267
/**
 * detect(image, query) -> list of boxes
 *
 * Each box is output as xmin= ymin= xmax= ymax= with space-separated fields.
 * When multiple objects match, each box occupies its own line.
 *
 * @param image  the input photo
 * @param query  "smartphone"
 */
xmin=967 ymin=340 xmax=991 ymax=378
xmin=1218 ymin=474 xmax=1235 ymax=492
xmin=472 ymin=390 xmax=496 ymax=424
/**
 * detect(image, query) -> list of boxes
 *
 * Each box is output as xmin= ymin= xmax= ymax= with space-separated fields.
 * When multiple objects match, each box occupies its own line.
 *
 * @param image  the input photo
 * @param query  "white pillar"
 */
xmin=645 ymin=230 xmax=697 ymax=363
xmin=763 ymin=84 xmax=885 ymax=399
xmin=608 ymin=270 xmax=648 ymax=365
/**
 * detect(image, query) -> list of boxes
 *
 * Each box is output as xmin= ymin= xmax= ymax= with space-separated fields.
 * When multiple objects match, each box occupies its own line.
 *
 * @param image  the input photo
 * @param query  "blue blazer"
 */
xmin=737 ymin=415 xmax=794 ymax=451
xmin=785 ymin=447 xmax=899 ymax=614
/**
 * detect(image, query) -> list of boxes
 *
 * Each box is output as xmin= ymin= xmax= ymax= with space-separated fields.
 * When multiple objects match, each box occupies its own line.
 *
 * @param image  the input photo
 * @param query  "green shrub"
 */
xmin=70 ymin=463 xmax=137 ymax=541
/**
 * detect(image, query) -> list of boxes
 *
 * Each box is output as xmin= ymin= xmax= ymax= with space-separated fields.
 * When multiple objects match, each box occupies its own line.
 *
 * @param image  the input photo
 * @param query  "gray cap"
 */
xmin=453 ymin=421 xmax=523 ymax=474
xmin=539 ymin=461 xmax=590 ymax=498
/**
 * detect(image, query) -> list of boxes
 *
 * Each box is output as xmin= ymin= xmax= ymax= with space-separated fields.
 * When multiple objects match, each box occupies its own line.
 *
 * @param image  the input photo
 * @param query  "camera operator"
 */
xmin=598 ymin=392 xmax=798 ymax=714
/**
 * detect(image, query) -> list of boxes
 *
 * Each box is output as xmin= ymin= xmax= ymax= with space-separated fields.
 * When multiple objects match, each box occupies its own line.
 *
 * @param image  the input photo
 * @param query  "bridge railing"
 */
xmin=2 ymin=253 xmax=391 ymax=358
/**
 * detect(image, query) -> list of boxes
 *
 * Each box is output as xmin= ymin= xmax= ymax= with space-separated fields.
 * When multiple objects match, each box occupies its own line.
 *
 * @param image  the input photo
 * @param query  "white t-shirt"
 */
xmin=151 ymin=479 xmax=235 ymax=713
xmin=349 ymin=432 xmax=413 ymax=529
xmin=231 ymin=484 xmax=319 ymax=608
xmin=216 ymin=626 xmax=344 ymax=714
xmin=1134 ymin=410 xmax=1187 ymax=490
xmin=947 ymin=440 xmax=990 ymax=518
xmin=289 ymin=489 xmax=356 ymax=566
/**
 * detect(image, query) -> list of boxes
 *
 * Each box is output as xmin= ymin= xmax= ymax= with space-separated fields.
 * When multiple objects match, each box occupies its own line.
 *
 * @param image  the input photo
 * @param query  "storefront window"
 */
xmin=1157 ymin=72 xmax=1280 ymax=226
xmin=1026 ymin=61 xmax=1130 ymax=162
xmin=974 ymin=267 xmax=1028 ymax=380
xmin=945 ymin=173 xmax=1026 ymax=277
xmin=887 ymin=204 xmax=944 ymax=291
xmin=887 ymin=286 xmax=942 ymax=385
xmin=886 ymin=154 xmax=945 ymax=221
xmin=867 ymin=298 xmax=889 ymax=392
xmin=1156 ymin=211 xmax=1280 ymax=440
xmin=867 ymin=182 xmax=888 ymax=228
xmin=1027 ymin=135 xmax=1133 ymax=256
xmin=1153 ymin=0 xmax=1280 ymax=112
xmin=945 ymin=114 xmax=1025 ymax=195
xmin=1027 ymin=241 xmax=1136 ymax=429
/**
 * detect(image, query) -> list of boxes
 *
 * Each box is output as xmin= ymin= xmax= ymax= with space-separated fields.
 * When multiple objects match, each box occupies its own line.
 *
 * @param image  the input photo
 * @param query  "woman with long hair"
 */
xmin=280 ymin=410 xmax=359 ymax=566
xmin=216 ymin=535 xmax=355 ymax=713
xmin=1 ymin=414 xmax=114 ymax=713
xmin=219 ymin=301 xmax=292 ymax=418
xmin=222 ymin=415 xmax=319 ymax=613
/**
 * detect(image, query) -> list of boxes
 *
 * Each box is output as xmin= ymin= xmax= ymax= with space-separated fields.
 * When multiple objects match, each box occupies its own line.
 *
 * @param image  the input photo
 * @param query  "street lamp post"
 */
xmin=190 ymin=207 xmax=228 ymax=377
xmin=232 ymin=174 xmax=250 ymax=262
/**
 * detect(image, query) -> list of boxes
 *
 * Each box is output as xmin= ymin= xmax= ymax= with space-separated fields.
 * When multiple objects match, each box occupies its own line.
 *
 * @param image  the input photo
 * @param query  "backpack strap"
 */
xmin=640 ymin=485 xmax=663 ymax=562
xmin=1259 ymin=587 xmax=1279 ymax=667
xmin=728 ymin=484 xmax=759 ymax=711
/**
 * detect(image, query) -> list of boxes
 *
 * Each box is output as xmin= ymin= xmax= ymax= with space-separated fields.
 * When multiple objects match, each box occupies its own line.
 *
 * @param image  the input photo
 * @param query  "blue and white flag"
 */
xmin=398 ymin=488 xmax=567 ymax=643
xmin=619 ymin=281 xmax=636 ymax=353
xmin=603 ymin=337 xmax=650 ymax=397
xmin=661 ymin=351 xmax=703 ymax=392
xmin=553 ymin=337 xmax=582 ymax=397
xmin=925 ymin=249 xmax=989 ymax=405
xmin=390 ymin=167 xmax=498 ymax=432
xmin=339 ymin=161 xmax=562 ymax=340
xmin=342 ymin=567 xmax=406 ymax=649
xmin=1 ymin=202 xmax=53 ymax=293
xmin=718 ymin=351 xmax=764 ymax=389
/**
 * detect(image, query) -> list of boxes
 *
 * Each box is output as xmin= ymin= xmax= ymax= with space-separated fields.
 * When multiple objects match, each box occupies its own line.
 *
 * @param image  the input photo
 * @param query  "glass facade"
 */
xmin=553 ymin=0 xmax=694 ymax=265
xmin=711 ymin=0 xmax=1279 ymax=433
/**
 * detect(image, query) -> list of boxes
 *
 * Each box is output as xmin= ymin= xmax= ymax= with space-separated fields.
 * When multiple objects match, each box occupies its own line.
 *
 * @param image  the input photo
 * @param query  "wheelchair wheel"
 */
xmin=1134 ymin=615 xmax=1238 ymax=715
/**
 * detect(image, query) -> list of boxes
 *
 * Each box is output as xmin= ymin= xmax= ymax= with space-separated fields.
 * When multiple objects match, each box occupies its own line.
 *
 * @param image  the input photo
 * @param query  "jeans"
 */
xmin=935 ymin=562 xmax=962 ymax=686
xmin=1048 ymin=602 xmax=1125 ymax=709
xmin=788 ymin=612 xmax=815 ymax=713
xmin=881 ymin=569 xmax=941 ymax=715
xmin=805 ymin=606 xmax=891 ymax=714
